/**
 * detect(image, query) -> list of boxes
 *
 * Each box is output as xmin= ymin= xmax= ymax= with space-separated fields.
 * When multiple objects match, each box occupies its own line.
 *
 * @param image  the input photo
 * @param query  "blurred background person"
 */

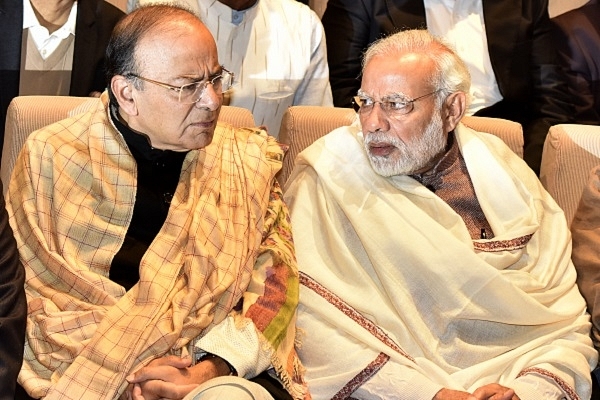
xmin=551 ymin=0 xmax=600 ymax=125
xmin=0 ymin=0 xmax=124 ymax=160
xmin=129 ymin=0 xmax=333 ymax=138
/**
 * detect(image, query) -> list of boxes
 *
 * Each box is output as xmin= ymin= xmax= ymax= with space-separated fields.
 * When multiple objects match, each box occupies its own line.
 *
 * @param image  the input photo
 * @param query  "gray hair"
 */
xmin=362 ymin=29 xmax=471 ymax=106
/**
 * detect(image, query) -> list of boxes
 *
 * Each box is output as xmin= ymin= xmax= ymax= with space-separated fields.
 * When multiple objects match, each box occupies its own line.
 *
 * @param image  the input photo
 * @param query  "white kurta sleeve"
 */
xmin=193 ymin=315 xmax=272 ymax=379
xmin=352 ymin=362 xmax=443 ymax=400
xmin=291 ymin=10 xmax=333 ymax=107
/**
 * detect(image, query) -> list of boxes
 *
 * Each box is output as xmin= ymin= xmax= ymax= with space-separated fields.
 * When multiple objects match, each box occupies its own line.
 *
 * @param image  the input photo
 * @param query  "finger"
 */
xmin=125 ymin=383 xmax=134 ymax=400
xmin=126 ymin=356 xmax=192 ymax=383
xmin=472 ymin=385 xmax=501 ymax=399
xmin=490 ymin=389 xmax=515 ymax=400
xmin=127 ymin=366 xmax=179 ymax=383
xmin=472 ymin=388 xmax=494 ymax=399
xmin=133 ymin=355 xmax=192 ymax=370
xmin=126 ymin=367 xmax=161 ymax=384
xmin=472 ymin=385 xmax=514 ymax=400
xmin=132 ymin=383 xmax=145 ymax=400
xmin=139 ymin=380 xmax=199 ymax=399
xmin=148 ymin=355 xmax=192 ymax=369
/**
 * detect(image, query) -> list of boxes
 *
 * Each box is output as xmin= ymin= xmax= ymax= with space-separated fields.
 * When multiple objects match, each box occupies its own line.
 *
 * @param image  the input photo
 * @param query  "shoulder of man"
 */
xmin=214 ymin=124 xmax=284 ymax=161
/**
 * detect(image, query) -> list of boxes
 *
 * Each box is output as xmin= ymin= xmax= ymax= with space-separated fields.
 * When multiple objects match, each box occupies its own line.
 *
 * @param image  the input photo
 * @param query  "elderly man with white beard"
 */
xmin=283 ymin=29 xmax=597 ymax=400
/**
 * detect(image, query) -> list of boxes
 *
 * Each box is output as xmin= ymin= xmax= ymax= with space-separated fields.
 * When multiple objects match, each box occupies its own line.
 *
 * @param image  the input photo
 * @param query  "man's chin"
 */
xmin=368 ymin=157 xmax=407 ymax=177
xmin=185 ymin=131 xmax=214 ymax=150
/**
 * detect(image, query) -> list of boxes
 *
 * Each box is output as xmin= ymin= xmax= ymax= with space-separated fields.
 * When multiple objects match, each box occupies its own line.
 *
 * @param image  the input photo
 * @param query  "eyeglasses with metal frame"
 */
xmin=127 ymin=67 xmax=234 ymax=104
xmin=352 ymin=89 xmax=440 ymax=116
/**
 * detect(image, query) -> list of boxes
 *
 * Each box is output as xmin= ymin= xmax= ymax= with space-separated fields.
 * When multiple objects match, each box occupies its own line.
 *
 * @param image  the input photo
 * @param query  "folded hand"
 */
xmin=125 ymin=355 xmax=210 ymax=400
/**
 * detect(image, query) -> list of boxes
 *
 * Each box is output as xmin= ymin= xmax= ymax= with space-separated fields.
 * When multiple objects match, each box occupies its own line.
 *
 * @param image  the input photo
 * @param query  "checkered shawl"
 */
xmin=7 ymin=97 xmax=304 ymax=399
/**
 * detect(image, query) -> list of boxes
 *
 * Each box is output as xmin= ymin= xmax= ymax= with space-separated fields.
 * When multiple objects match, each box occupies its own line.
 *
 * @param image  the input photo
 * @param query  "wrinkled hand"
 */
xmin=125 ymin=355 xmax=210 ymax=400
xmin=471 ymin=384 xmax=520 ymax=400
xmin=433 ymin=385 xmax=519 ymax=400
xmin=433 ymin=388 xmax=476 ymax=400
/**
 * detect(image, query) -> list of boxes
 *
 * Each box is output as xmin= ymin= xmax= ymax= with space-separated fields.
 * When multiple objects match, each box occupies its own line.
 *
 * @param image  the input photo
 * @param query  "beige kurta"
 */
xmin=285 ymin=123 xmax=597 ymax=400
xmin=8 ymin=94 xmax=305 ymax=399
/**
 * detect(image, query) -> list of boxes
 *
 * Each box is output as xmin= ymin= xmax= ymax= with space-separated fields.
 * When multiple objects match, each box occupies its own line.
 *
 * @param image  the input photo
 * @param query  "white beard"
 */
xmin=363 ymin=113 xmax=447 ymax=177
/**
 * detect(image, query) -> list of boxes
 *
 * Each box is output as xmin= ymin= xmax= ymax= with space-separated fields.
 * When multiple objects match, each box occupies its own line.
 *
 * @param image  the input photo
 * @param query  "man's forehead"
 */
xmin=363 ymin=54 xmax=432 ymax=92
xmin=136 ymin=20 xmax=217 ymax=62
xmin=360 ymin=76 xmax=426 ymax=100
xmin=366 ymin=52 xmax=432 ymax=74
xmin=144 ymin=18 xmax=210 ymax=41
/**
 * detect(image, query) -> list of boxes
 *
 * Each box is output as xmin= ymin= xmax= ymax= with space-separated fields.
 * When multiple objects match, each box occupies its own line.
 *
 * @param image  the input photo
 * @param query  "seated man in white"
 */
xmin=129 ymin=0 xmax=333 ymax=138
xmin=284 ymin=29 xmax=597 ymax=400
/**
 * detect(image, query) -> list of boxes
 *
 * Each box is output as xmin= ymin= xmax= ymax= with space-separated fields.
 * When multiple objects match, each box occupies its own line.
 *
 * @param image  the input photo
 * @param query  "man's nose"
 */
xmin=361 ymin=103 xmax=390 ymax=133
xmin=195 ymin=84 xmax=222 ymax=111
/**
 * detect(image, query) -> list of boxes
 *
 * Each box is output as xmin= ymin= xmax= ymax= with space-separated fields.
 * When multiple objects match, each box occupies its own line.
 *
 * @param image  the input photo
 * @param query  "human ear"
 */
xmin=111 ymin=75 xmax=139 ymax=117
xmin=443 ymin=91 xmax=466 ymax=132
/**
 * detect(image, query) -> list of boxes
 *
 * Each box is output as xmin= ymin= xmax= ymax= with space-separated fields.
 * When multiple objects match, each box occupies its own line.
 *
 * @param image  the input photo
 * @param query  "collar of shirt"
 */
xmin=23 ymin=0 xmax=78 ymax=58
xmin=208 ymin=0 xmax=260 ymax=26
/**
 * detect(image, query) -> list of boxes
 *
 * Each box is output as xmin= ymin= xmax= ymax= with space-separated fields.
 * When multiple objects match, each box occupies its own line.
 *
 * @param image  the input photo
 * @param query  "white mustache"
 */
xmin=363 ymin=132 xmax=406 ymax=151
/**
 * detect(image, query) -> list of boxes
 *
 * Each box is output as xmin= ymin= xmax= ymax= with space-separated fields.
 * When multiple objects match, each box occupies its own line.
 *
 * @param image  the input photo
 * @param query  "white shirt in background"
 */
xmin=22 ymin=0 xmax=77 ymax=61
xmin=424 ymin=0 xmax=503 ymax=114
xmin=130 ymin=0 xmax=333 ymax=138
xmin=198 ymin=0 xmax=333 ymax=138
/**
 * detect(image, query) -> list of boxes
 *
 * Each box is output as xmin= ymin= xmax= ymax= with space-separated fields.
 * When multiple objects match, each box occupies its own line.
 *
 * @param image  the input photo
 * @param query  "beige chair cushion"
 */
xmin=461 ymin=115 xmax=524 ymax=159
xmin=540 ymin=124 xmax=600 ymax=226
xmin=277 ymin=105 xmax=524 ymax=188
xmin=278 ymin=106 xmax=357 ymax=186
xmin=1 ymin=95 xmax=255 ymax=193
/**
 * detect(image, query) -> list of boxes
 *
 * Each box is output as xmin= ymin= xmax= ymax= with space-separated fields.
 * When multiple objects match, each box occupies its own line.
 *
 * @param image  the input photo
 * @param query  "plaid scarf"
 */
xmin=8 ymin=94 xmax=305 ymax=399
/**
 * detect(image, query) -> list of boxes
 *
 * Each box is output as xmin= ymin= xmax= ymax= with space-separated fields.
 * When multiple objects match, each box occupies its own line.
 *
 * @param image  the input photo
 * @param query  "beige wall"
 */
xmin=549 ymin=0 xmax=588 ymax=16
xmin=309 ymin=0 xmax=327 ymax=18
xmin=106 ymin=0 xmax=127 ymax=12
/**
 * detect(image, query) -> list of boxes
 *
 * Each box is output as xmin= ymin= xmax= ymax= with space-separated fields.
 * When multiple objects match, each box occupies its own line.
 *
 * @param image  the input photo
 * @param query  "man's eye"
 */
xmin=181 ymin=82 xmax=200 ymax=94
xmin=387 ymin=101 xmax=408 ymax=110
xmin=361 ymin=98 xmax=374 ymax=107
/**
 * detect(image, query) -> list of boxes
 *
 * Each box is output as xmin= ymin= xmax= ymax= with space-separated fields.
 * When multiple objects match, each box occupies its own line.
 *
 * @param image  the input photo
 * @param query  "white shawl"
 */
xmin=284 ymin=123 xmax=597 ymax=400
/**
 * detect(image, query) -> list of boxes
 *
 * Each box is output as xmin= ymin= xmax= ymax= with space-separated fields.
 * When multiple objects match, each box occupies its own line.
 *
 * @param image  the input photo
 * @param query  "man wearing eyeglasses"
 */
xmin=284 ymin=29 xmax=596 ymax=400
xmin=320 ymin=0 xmax=573 ymax=177
xmin=7 ymin=5 xmax=305 ymax=400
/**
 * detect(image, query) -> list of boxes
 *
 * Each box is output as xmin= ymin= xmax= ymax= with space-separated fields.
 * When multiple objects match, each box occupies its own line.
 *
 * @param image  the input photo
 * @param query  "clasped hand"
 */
xmin=125 ymin=355 xmax=221 ymax=400
xmin=434 ymin=384 xmax=521 ymax=400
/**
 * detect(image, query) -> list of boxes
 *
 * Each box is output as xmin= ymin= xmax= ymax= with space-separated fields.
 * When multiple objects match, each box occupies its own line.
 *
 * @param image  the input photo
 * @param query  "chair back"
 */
xmin=540 ymin=124 xmax=600 ymax=226
xmin=277 ymin=105 xmax=524 ymax=188
xmin=1 ymin=95 xmax=255 ymax=193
